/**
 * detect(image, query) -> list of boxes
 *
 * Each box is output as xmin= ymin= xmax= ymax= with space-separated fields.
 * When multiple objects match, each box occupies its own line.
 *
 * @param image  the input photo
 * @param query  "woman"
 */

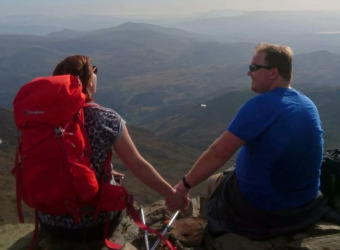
xmin=38 ymin=55 xmax=188 ymax=242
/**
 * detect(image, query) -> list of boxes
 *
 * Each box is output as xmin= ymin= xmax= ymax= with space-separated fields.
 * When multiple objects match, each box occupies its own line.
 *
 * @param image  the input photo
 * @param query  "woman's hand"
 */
xmin=165 ymin=183 xmax=190 ymax=213
xmin=111 ymin=170 xmax=125 ymax=185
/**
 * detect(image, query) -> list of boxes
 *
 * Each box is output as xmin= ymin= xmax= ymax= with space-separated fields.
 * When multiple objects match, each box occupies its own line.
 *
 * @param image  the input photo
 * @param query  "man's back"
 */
xmin=228 ymin=88 xmax=323 ymax=210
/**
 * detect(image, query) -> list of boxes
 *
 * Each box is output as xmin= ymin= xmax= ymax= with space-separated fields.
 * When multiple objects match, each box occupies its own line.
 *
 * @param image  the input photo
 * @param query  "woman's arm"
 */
xmin=113 ymin=125 xmax=189 ymax=207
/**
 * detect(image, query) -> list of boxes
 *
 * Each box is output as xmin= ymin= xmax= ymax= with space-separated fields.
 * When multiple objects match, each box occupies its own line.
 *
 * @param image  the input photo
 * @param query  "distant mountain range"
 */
xmin=0 ymin=22 xmax=256 ymax=108
xmin=2 ymin=10 xmax=340 ymax=53
xmin=1 ymin=21 xmax=340 ymax=111
xmin=176 ymin=11 xmax=340 ymax=52
xmin=1 ymin=22 xmax=339 ymax=147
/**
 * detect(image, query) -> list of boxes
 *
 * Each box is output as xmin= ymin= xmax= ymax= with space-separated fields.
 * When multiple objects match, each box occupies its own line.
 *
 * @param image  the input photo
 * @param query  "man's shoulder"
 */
xmin=252 ymin=88 xmax=301 ymax=103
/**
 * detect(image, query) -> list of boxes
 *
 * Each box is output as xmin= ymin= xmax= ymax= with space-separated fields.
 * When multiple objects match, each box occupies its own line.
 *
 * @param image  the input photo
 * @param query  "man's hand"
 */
xmin=165 ymin=181 xmax=190 ymax=212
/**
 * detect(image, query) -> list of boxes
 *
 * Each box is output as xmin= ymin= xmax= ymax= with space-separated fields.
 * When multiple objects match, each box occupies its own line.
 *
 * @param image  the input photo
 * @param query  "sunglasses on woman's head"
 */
xmin=92 ymin=65 xmax=98 ymax=74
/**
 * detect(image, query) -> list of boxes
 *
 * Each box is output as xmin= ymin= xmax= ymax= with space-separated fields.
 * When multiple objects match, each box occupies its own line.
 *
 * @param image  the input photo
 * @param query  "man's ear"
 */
xmin=270 ymin=67 xmax=280 ymax=80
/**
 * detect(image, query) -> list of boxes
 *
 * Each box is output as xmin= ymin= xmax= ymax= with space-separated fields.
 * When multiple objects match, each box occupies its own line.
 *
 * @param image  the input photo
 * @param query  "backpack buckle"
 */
xmin=54 ymin=127 xmax=64 ymax=138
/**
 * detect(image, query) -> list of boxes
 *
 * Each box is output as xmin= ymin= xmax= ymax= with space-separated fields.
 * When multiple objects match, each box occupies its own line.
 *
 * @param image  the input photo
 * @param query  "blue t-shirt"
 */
xmin=228 ymin=88 xmax=323 ymax=210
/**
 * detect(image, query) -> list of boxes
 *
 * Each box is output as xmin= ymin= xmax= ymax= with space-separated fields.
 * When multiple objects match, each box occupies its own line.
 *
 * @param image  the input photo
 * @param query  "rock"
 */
xmin=0 ymin=224 xmax=35 ymax=250
xmin=109 ymin=215 xmax=139 ymax=245
xmin=286 ymin=233 xmax=340 ymax=250
xmin=120 ymin=242 xmax=138 ymax=250
xmin=306 ymin=221 xmax=340 ymax=236
xmin=182 ymin=196 xmax=206 ymax=218
xmin=170 ymin=217 xmax=207 ymax=246
xmin=205 ymin=233 xmax=272 ymax=250
xmin=3 ymin=197 xmax=340 ymax=250
xmin=142 ymin=200 xmax=172 ymax=231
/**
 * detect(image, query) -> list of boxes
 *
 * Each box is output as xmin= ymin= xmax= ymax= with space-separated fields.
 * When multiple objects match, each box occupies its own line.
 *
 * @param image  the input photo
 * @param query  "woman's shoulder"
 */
xmin=85 ymin=102 xmax=122 ymax=119
xmin=84 ymin=103 xmax=126 ymax=131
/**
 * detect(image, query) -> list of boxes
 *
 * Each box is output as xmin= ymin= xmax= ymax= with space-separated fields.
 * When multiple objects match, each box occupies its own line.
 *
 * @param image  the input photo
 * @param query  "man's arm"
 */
xmin=185 ymin=130 xmax=244 ymax=187
xmin=167 ymin=130 xmax=244 ymax=212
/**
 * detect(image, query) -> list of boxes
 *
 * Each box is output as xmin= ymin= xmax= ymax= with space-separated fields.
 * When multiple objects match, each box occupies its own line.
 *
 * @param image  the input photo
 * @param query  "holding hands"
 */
xmin=166 ymin=178 xmax=191 ymax=212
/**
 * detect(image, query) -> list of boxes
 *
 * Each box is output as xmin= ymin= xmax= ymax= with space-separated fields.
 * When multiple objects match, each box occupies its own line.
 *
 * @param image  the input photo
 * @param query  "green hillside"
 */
xmin=0 ymin=106 xmax=17 ymax=225
xmin=305 ymin=86 xmax=340 ymax=149
xmin=145 ymin=87 xmax=340 ymax=151
xmin=142 ymin=89 xmax=254 ymax=150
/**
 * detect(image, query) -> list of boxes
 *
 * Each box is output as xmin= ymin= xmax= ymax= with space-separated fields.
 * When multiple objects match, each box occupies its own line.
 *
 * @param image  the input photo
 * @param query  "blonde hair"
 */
xmin=255 ymin=43 xmax=293 ymax=82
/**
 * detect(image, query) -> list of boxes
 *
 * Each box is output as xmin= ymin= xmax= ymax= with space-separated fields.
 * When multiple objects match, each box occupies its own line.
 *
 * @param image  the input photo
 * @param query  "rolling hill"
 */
xmin=2 ymin=23 xmax=340 ymax=149
xmin=141 ymin=86 xmax=340 ymax=151
xmin=175 ymin=11 xmax=340 ymax=54
xmin=0 ymin=22 xmax=255 ymax=109
xmin=1 ymin=23 xmax=340 ymax=128
xmin=0 ymin=106 xmax=17 ymax=224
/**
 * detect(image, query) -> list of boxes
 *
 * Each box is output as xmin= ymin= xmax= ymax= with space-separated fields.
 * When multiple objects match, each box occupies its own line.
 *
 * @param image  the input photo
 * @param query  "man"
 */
xmin=167 ymin=43 xmax=332 ymax=239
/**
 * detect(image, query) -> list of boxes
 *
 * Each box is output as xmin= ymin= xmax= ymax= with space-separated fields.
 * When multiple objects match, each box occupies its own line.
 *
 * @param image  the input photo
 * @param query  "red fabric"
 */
xmin=104 ymin=239 xmax=123 ymax=249
xmin=97 ymin=183 xmax=128 ymax=211
xmin=12 ymin=75 xmax=98 ymax=220
xmin=14 ymin=75 xmax=85 ymax=126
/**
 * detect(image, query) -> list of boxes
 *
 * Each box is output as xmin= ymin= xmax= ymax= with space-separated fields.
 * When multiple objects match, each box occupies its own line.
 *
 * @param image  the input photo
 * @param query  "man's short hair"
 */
xmin=254 ymin=43 xmax=293 ymax=82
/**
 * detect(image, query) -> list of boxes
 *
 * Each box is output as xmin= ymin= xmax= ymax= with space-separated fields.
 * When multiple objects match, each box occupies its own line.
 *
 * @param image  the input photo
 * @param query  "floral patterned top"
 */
xmin=38 ymin=101 xmax=126 ymax=228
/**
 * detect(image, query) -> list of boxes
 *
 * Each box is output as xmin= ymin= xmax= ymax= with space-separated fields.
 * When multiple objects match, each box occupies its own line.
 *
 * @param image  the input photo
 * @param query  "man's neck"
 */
xmin=272 ymin=78 xmax=291 ymax=89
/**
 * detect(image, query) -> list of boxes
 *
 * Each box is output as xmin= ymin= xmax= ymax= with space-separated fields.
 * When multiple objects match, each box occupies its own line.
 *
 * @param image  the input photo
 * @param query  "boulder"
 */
xmin=170 ymin=217 xmax=207 ymax=247
xmin=3 ymin=197 xmax=340 ymax=250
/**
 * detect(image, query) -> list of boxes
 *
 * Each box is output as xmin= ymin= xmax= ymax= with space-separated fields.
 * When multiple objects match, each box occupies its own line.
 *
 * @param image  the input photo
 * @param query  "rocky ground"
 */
xmin=2 ymin=197 xmax=340 ymax=250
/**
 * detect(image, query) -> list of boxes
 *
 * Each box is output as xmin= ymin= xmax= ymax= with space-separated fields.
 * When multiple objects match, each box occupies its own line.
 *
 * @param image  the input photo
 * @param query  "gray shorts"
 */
xmin=206 ymin=168 xmax=331 ymax=240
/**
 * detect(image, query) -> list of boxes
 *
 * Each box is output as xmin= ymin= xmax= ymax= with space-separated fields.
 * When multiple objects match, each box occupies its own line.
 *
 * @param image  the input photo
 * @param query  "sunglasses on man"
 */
xmin=249 ymin=64 xmax=273 ymax=72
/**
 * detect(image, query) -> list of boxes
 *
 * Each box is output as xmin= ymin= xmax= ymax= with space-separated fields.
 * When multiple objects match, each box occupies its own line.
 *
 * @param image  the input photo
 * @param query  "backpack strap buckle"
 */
xmin=54 ymin=126 xmax=64 ymax=138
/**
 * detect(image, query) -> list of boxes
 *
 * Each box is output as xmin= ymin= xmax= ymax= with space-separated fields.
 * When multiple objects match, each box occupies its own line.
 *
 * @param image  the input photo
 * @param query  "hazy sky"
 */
xmin=1 ymin=0 xmax=340 ymax=17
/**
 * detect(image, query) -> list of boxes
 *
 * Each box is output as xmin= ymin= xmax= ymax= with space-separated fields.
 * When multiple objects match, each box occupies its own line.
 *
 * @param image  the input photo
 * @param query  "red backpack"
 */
xmin=12 ymin=75 xmax=176 ymax=250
